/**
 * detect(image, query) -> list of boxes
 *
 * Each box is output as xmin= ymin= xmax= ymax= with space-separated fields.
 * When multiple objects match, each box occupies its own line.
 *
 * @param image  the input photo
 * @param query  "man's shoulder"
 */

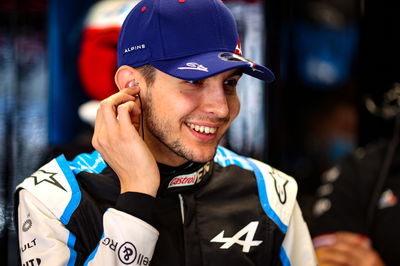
xmin=213 ymin=146 xmax=255 ymax=171
xmin=214 ymin=146 xmax=298 ymax=233
xmin=214 ymin=146 xmax=297 ymax=187
xmin=17 ymin=150 xmax=107 ymax=224
xmin=246 ymin=158 xmax=298 ymax=233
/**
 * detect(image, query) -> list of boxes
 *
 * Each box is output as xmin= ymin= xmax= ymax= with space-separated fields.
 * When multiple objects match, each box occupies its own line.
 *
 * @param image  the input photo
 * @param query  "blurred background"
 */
xmin=0 ymin=0 xmax=398 ymax=264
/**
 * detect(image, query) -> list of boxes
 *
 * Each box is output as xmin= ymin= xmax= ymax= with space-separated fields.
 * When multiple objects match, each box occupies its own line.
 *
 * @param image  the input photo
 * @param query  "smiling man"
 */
xmin=16 ymin=0 xmax=316 ymax=265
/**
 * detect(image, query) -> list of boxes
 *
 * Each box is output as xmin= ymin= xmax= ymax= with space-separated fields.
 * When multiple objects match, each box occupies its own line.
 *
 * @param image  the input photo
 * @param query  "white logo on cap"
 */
xmin=124 ymin=44 xmax=146 ymax=54
xmin=177 ymin=62 xmax=208 ymax=72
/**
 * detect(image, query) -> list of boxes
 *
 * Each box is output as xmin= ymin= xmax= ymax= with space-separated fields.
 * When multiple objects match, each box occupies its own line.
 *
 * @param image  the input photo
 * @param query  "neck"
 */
xmin=156 ymin=155 xmax=188 ymax=167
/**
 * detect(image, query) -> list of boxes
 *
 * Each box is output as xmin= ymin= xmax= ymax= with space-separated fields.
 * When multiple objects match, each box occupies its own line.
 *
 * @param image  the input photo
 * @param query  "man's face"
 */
xmin=142 ymin=68 xmax=241 ymax=166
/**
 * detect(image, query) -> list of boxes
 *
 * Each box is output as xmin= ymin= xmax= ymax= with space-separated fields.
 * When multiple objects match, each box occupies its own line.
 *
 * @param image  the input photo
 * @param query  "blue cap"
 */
xmin=117 ymin=0 xmax=274 ymax=82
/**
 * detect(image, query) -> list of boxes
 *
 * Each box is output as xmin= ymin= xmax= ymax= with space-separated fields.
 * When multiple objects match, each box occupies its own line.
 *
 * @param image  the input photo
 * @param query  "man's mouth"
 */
xmin=186 ymin=123 xmax=217 ymax=134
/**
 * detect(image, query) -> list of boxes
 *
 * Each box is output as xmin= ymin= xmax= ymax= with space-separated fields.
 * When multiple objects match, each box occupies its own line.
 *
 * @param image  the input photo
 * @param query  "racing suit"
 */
xmin=16 ymin=146 xmax=316 ymax=266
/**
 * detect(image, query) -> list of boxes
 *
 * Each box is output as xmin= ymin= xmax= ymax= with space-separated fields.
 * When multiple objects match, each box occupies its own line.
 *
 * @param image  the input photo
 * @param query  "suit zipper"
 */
xmin=178 ymin=193 xmax=185 ymax=224
xmin=178 ymin=193 xmax=187 ymax=266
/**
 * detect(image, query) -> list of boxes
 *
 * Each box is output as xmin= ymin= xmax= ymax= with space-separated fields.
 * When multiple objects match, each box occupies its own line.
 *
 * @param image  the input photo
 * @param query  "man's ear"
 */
xmin=114 ymin=65 xmax=143 ymax=91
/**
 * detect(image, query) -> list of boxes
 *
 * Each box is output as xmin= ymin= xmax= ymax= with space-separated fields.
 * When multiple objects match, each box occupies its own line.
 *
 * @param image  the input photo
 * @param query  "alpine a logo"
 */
xmin=177 ymin=62 xmax=208 ymax=72
xmin=234 ymin=40 xmax=243 ymax=56
xmin=218 ymin=52 xmax=264 ymax=74
xmin=210 ymin=221 xmax=263 ymax=253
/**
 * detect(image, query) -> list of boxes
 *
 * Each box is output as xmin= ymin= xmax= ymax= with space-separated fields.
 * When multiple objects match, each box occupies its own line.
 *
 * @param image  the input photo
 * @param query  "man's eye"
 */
xmin=224 ymin=79 xmax=238 ymax=87
xmin=187 ymin=80 xmax=202 ymax=85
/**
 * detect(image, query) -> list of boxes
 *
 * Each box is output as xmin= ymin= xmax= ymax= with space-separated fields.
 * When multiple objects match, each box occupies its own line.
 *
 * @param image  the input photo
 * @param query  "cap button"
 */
xmin=141 ymin=6 xmax=147 ymax=12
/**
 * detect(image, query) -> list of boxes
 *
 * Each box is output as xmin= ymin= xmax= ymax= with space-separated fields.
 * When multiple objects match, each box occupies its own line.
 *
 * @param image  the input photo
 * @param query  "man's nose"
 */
xmin=202 ymin=84 xmax=229 ymax=118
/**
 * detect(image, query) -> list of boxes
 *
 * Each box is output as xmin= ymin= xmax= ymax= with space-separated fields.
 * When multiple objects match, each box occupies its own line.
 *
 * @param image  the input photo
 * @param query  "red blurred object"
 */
xmin=78 ymin=27 xmax=120 ymax=100
xmin=78 ymin=0 xmax=139 ymax=100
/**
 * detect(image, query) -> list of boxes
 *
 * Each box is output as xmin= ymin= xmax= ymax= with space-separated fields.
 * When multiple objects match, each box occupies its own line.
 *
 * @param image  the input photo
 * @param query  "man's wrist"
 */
xmin=115 ymin=192 xmax=156 ymax=226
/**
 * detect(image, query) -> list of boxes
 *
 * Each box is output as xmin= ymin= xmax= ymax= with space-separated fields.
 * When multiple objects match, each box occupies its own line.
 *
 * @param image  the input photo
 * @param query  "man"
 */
xmin=16 ymin=0 xmax=316 ymax=265
xmin=311 ymin=83 xmax=400 ymax=266
xmin=312 ymin=139 xmax=397 ymax=266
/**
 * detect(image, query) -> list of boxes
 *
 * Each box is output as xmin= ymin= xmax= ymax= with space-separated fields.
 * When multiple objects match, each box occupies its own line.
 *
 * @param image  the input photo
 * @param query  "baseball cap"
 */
xmin=117 ymin=0 xmax=275 ymax=82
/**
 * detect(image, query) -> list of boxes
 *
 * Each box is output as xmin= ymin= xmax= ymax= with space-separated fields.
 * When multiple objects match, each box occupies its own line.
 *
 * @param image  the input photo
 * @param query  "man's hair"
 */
xmin=137 ymin=64 xmax=156 ymax=88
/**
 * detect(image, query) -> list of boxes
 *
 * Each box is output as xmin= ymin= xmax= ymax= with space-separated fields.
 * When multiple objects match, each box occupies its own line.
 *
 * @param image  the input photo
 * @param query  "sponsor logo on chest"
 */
xmin=168 ymin=173 xmax=198 ymax=188
xmin=168 ymin=162 xmax=211 ymax=189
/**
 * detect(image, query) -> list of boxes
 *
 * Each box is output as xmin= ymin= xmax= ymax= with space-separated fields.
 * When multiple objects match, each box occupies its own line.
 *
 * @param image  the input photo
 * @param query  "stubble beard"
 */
xmin=143 ymin=91 xmax=217 ymax=163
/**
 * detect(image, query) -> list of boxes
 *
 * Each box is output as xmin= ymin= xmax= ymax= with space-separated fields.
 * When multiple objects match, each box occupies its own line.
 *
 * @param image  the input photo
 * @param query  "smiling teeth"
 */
xmin=187 ymin=123 xmax=217 ymax=134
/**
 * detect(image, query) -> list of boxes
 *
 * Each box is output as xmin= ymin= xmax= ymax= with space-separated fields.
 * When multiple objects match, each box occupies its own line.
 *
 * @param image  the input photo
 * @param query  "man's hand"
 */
xmin=92 ymin=83 xmax=160 ymax=197
xmin=314 ymin=232 xmax=385 ymax=266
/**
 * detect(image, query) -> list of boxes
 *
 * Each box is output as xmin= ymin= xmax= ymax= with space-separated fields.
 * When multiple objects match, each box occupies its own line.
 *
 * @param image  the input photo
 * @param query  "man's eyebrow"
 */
xmin=228 ymin=69 xmax=243 ymax=78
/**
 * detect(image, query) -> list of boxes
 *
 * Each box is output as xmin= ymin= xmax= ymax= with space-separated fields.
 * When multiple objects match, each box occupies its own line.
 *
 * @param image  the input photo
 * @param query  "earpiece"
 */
xmin=127 ymin=80 xmax=139 ymax=88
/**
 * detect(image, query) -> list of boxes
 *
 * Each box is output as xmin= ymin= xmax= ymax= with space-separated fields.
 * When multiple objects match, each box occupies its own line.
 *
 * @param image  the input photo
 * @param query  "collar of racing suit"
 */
xmin=157 ymin=160 xmax=213 ymax=195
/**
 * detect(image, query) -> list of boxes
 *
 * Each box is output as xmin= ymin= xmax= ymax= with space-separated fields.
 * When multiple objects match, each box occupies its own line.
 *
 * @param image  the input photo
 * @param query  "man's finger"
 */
xmin=331 ymin=241 xmax=368 ymax=264
xmin=335 ymin=232 xmax=371 ymax=247
xmin=99 ymin=93 xmax=136 ymax=125
xmin=120 ymin=85 xmax=140 ymax=96
xmin=117 ymin=101 xmax=141 ymax=131
xmin=316 ymin=246 xmax=357 ymax=266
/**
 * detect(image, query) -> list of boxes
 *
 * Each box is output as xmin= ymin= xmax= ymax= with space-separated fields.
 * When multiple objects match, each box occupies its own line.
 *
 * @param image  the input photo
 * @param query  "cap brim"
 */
xmin=150 ymin=51 xmax=275 ymax=83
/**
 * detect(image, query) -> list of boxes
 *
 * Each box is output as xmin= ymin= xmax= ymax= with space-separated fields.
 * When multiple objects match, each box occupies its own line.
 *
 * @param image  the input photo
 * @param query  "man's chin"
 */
xmin=166 ymin=138 xmax=219 ymax=163
xmin=190 ymin=156 xmax=213 ymax=163
xmin=186 ymin=147 xmax=218 ymax=163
